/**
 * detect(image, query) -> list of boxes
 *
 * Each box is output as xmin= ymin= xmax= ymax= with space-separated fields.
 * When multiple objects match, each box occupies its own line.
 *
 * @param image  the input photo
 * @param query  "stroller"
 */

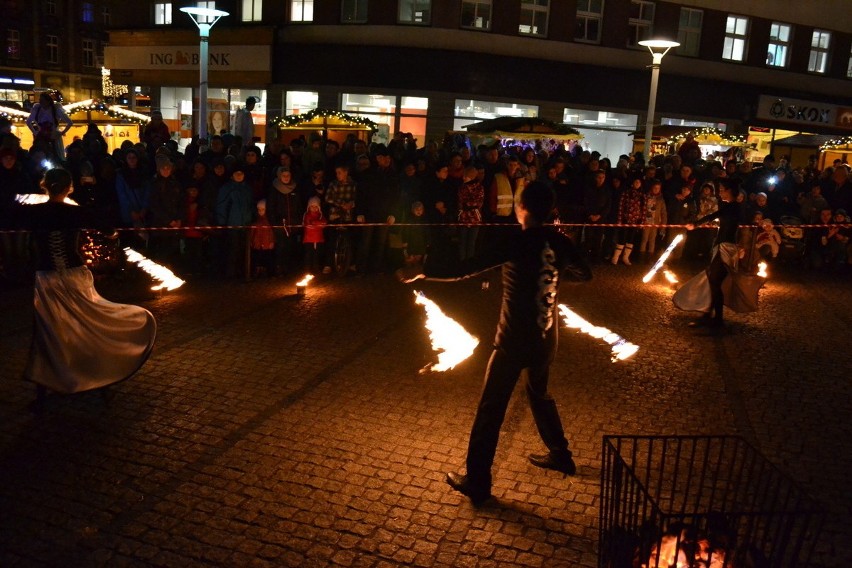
xmin=777 ymin=215 xmax=806 ymax=263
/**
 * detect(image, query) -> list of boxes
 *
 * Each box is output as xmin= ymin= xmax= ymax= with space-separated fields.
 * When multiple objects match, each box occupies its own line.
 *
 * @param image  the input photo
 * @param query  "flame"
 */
xmin=123 ymin=247 xmax=185 ymax=291
xmin=15 ymin=194 xmax=76 ymax=205
xmin=296 ymin=274 xmax=314 ymax=287
xmin=414 ymin=291 xmax=479 ymax=372
xmin=663 ymin=269 xmax=678 ymax=284
xmin=643 ymin=234 xmax=684 ymax=283
xmin=559 ymin=304 xmax=639 ymax=362
xmin=757 ymin=261 xmax=768 ymax=278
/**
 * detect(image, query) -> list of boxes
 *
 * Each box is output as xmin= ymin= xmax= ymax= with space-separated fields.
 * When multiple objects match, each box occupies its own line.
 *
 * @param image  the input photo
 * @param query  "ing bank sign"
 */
xmin=757 ymin=95 xmax=852 ymax=131
xmin=104 ymin=45 xmax=270 ymax=72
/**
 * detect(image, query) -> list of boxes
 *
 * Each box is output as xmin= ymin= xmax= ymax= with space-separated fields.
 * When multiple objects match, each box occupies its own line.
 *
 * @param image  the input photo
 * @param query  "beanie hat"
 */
xmin=307 ymin=196 xmax=321 ymax=210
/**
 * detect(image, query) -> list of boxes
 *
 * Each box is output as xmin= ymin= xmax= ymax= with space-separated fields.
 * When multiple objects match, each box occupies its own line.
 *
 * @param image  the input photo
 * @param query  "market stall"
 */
xmin=1 ymin=99 xmax=149 ymax=154
xmin=271 ymin=108 xmax=377 ymax=146
xmin=460 ymin=116 xmax=582 ymax=149
xmin=818 ymin=135 xmax=852 ymax=169
xmin=631 ymin=126 xmax=749 ymax=161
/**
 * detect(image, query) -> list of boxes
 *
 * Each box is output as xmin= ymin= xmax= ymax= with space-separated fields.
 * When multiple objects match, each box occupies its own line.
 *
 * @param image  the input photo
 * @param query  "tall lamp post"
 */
xmin=638 ymin=39 xmax=679 ymax=160
xmin=180 ymin=6 xmax=229 ymax=142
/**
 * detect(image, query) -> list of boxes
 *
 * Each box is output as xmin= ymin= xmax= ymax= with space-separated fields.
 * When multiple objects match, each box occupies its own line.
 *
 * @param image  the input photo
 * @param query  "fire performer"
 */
xmin=399 ymin=181 xmax=592 ymax=505
xmin=20 ymin=168 xmax=157 ymax=409
xmin=677 ymin=179 xmax=743 ymax=328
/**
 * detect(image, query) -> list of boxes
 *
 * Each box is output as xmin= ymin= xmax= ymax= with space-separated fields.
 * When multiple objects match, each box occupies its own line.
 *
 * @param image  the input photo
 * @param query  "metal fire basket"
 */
xmin=599 ymin=435 xmax=824 ymax=568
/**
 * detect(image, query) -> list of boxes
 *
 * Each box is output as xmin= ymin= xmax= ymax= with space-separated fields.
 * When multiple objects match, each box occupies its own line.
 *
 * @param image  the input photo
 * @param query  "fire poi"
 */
xmin=558 ymin=304 xmax=638 ymax=362
xmin=414 ymin=291 xmax=479 ymax=372
xmin=643 ymin=233 xmax=685 ymax=283
xmin=123 ymin=247 xmax=185 ymax=291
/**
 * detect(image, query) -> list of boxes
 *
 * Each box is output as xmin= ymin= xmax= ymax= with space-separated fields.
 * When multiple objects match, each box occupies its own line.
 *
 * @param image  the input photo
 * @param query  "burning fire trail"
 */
xmin=414 ymin=291 xmax=479 ymax=372
xmin=757 ymin=261 xmax=768 ymax=278
xmin=663 ymin=269 xmax=678 ymax=284
xmin=643 ymin=233 xmax=684 ymax=283
xmin=15 ymin=194 xmax=76 ymax=205
xmin=558 ymin=304 xmax=639 ymax=362
xmin=123 ymin=247 xmax=185 ymax=291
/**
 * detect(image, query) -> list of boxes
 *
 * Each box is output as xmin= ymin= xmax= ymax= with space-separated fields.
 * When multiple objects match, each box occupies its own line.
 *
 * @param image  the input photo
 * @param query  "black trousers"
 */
xmin=706 ymin=250 xmax=729 ymax=321
xmin=465 ymin=348 xmax=570 ymax=485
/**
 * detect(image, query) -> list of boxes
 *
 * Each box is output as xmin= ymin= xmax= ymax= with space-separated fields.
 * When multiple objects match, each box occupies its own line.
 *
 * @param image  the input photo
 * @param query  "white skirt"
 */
xmin=25 ymin=266 xmax=157 ymax=394
xmin=673 ymin=243 xmax=764 ymax=314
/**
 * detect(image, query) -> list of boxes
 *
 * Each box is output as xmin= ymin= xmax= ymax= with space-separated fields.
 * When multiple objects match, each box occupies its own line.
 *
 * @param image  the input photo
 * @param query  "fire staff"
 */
xmin=400 ymin=181 xmax=591 ymax=505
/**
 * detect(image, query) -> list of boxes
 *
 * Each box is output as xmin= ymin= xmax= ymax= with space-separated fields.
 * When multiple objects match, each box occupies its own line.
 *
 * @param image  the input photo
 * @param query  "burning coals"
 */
xmin=414 ymin=291 xmax=479 ymax=372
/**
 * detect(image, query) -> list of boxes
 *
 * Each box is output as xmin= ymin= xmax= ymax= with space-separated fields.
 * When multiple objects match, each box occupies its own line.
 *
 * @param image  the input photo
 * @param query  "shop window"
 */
xmin=454 ymin=98 xmax=538 ymax=131
xmin=461 ymin=0 xmax=491 ymax=31
xmin=398 ymin=0 xmax=431 ymax=25
xmin=82 ymin=2 xmax=94 ymax=23
xmin=82 ymin=39 xmax=95 ymax=68
xmin=519 ymin=0 xmax=548 ymax=37
xmin=676 ymin=7 xmax=702 ymax=57
xmin=575 ymin=0 xmax=603 ymax=44
xmin=341 ymin=0 xmax=367 ymax=23
xmin=722 ymin=14 xmax=748 ymax=61
xmin=766 ymin=22 xmax=791 ymax=67
xmin=154 ymin=3 xmax=172 ymax=25
xmin=46 ymin=0 xmax=57 ymax=16
xmin=7 ymin=30 xmax=20 ymax=60
xmin=285 ymin=91 xmax=318 ymax=115
xmin=341 ymin=93 xmax=429 ymax=146
xmin=290 ymin=0 xmax=313 ymax=22
xmin=47 ymin=35 xmax=59 ymax=64
xmin=242 ymin=0 xmax=262 ymax=22
xmin=808 ymin=30 xmax=830 ymax=74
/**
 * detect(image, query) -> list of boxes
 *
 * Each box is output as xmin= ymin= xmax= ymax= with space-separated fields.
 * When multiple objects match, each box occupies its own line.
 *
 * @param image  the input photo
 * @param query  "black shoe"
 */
xmin=445 ymin=472 xmax=491 ymax=506
xmin=688 ymin=315 xmax=713 ymax=328
xmin=528 ymin=453 xmax=576 ymax=477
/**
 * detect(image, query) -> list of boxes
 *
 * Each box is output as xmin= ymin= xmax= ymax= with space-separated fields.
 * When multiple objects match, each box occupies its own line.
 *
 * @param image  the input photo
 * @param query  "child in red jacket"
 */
xmin=249 ymin=199 xmax=275 ymax=277
xmin=302 ymin=196 xmax=327 ymax=274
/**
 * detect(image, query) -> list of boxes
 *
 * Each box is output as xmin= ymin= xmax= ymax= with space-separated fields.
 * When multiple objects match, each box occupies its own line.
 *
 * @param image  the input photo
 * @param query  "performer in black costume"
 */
xmin=21 ymin=168 xmax=156 ymax=407
xmin=683 ymin=180 xmax=742 ymax=328
xmin=400 ymin=181 xmax=591 ymax=505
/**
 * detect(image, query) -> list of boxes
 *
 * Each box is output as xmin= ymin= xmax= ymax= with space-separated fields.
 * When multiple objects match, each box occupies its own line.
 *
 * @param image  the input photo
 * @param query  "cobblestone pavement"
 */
xmin=1 ymin=259 xmax=850 ymax=567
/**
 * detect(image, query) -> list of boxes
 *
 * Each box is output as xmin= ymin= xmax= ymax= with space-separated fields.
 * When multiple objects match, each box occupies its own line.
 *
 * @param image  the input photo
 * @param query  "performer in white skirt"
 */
xmin=22 ymin=168 xmax=156 ymax=404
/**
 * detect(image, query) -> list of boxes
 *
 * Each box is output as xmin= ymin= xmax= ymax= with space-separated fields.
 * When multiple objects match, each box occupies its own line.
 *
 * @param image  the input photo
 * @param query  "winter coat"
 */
xmin=216 ymin=181 xmax=253 ymax=227
xmin=250 ymin=214 xmax=275 ymax=250
xmin=302 ymin=209 xmax=327 ymax=244
xmin=267 ymin=180 xmax=302 ymax=227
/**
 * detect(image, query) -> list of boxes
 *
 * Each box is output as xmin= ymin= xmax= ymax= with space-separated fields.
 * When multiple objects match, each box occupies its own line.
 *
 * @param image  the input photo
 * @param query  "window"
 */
xmin=461 ymin=1 xmax=491 ymax=31
xmin=47 ymin=35 xmax=59 ymax=64
xmin=398 ymin=0 xmax=431 ymax=25
xmin=627 ymin=0 xmax=654 ymax=47
xmin=765 ymin=22 xmax=791 ymax=67
xmin=7 ymin=29 xmax=20 ymax=60
xmin=341 ymin=0 xmax=367 ymax=23
xmin=453 ymin=98 xmax=538 ymax=131
xmin=808 ymin=30 xmax=831 ymax=73
xmin=341 ymin=93 xmax=429 ymax=146
xmin=242 ymin=0 xmax=262 ymax=21
xmin=46 ymin=0 xmax=57 ymax=16
xmin=285 ymin=91 xmax=318 ymax=115
xmin=102 ymin=5 xmax=111 ymax=25
xmin=722 ymin=15 xmax=748 ymax=61
xmin=154 ymin=3 xmax=172 ymax=25
xmin=563 ymin=108 xmax=638 ymax=160
xmin=82 ymin=39 xmax=95 ymax=68
xmin=195 ymin=1 xmax=217 ymax=24
xmin=847 ymin=46 xmax=852 ymax=79
xmin=676 ymin=7 xmax=702 ymax=56
xmin=290 ymin=0 xmax=313 ymax=21
xmin=575 ymin=0 xmax=603 ymax=43
xmin=519 ymin=0 xmax=549 ymax=37
xmin=82 ymin=2 xmax=94 ymax=22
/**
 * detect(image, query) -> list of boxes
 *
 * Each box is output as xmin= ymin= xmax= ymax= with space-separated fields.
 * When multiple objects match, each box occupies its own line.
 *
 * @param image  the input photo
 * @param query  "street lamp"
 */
xmin=180 ymin=6 xmax=229 ymax=142
xmin=638 ymin=39 xmax=679 ymax=160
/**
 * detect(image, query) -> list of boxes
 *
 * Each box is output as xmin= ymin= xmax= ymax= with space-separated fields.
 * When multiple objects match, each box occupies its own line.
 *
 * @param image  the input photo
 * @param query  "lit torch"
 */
xmin=558 ymin=304 xmax=638 ymax=362
xmin=643 ymin=233 xmax=684 ymax=283
xmin=123 ymin=247 xmax=185 ymax=291
xmin=296 ymin=274 xmax=314 ymax=295
xmin=414 ymin=291 xmax=479 ymax=372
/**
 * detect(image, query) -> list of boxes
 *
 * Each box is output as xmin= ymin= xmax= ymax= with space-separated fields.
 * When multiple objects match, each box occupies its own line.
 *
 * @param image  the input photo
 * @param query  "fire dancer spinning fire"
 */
xmin=399 ymin=181 xmax=592 ymax=505
xmin=20 ymin=168 xmax=157 ymax=410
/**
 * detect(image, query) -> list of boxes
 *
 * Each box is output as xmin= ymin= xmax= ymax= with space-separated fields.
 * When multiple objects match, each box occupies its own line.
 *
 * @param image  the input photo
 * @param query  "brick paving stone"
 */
xmin=1 ymin=267 xmax=851 ymax=567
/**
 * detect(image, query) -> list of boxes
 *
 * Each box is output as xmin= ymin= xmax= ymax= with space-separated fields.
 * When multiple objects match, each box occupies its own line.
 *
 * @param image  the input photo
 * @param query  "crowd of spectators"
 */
xmin=1 ymin=114 xmax=851 ymax=284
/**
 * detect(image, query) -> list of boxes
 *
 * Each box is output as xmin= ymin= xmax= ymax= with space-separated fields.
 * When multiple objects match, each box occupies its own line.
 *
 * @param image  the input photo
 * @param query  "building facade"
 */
xmin=106 ymin=0 xmax=852 ymax=163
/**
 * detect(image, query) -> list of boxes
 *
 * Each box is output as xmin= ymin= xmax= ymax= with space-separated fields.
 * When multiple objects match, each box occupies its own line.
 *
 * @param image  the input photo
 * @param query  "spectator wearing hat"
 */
xmin=147 ymin=154 xmax=184 ymax=265
xmin=216 ymin=165 xmax=253 ymax=278
xmin=267 ymin=166 xmax=302 ymax=275
xmin=302 ymin=196 xmax=327 ymax=274
xmin=142 ymin=110 xmax=171 ymax=158
xmin=355 ymin=145 xmax=400 ymax=274
xmin=234 ymin=97 xmax=257 ymax=148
